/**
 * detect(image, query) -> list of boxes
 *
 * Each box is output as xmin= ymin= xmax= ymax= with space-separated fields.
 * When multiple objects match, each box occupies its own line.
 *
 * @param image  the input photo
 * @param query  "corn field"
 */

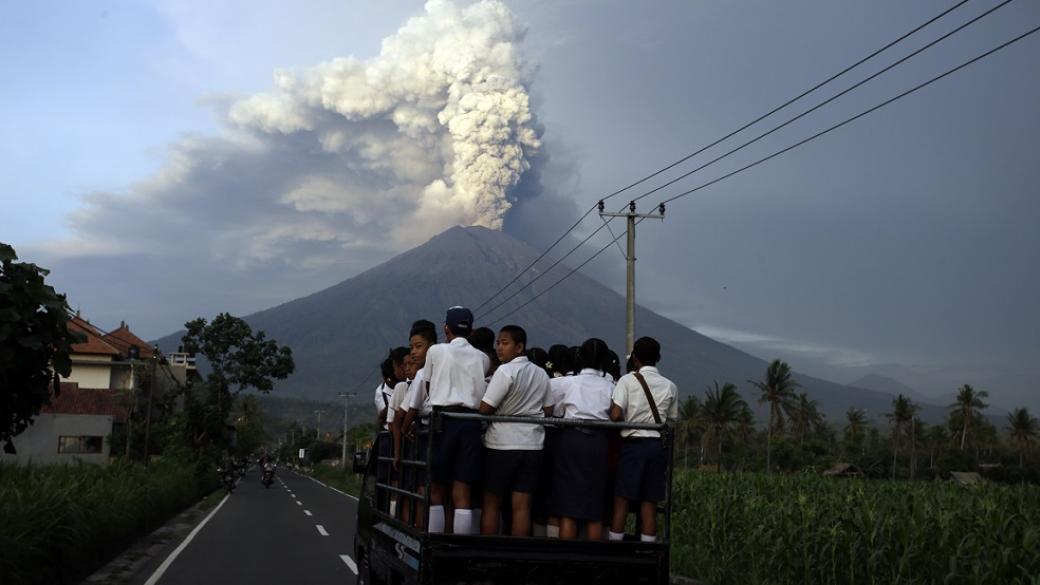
xmin=670 ymin=471 xmax=1040 ymax=585
xmin=0 ymin=460 xmax=217 ymax=585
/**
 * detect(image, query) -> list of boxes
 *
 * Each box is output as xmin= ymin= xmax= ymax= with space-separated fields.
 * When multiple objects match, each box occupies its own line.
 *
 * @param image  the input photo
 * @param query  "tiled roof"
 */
xmin=41 ymin=382 xmax=128 ymax=421
xmin=103 ymin=323 xmax=156 ymax=359
xmin=67 ymin=316 xmax=121 ymax=357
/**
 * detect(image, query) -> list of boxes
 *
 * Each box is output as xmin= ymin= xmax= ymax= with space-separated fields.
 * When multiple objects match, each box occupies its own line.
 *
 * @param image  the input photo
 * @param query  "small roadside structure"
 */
xmin=948 ymin=471 xmax=985 ymax=486
xmin=823 ymin=463 xmax=864 ymax=478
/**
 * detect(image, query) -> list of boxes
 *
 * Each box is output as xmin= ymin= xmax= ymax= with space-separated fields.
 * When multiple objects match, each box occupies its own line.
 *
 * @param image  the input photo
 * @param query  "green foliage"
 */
xmin=0 ymin=460 xmax=218 ymax=585
xmin=0 ymin=243 xmax=83 ymax=453
xmin=671 ymin=471 xmax=1040 ymax=585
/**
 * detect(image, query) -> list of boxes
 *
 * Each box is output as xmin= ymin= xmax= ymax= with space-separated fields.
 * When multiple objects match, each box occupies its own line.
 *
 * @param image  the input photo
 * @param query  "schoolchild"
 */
xmin=525 ymin=347 xmax=549 ymax=375
xmin=388 ymin=353 xmax=416 ymax=519
xmin=374 ymin=353 xmax=400 ymax=508
xmin=470 ymin=326 xmax=500 ymax=379
xmin=398 ymin=320 xmax=437 ymax=528
xmin=550 ymin=338 xmax=615 ymax=540
xmin=609 ymin=337 xmax=679 ymax=543
xmin=416 ymin=307 xmax=490 ymax=535
xmin=478 ymin=325 xmax=553 ymax=536
xmin=538 ymin=343 xmax=574 ymax=537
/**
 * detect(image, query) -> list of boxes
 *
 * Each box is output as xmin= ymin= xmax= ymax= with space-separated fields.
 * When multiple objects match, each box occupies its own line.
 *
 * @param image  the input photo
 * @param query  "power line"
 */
xmin=627 ymin=0 xmax=1012 ymax=206
xmin=655 ymin=22 xmax=1040 ymax=208
xmin=471 ymin=0 xmax=973 ymax=313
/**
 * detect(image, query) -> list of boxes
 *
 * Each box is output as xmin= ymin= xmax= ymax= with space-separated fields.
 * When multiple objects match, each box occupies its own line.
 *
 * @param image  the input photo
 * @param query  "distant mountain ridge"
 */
xmin=157 ymin=226 xmax=950 ymax=423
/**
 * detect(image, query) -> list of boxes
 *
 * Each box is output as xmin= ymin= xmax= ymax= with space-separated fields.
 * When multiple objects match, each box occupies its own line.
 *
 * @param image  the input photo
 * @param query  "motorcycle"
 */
xmin=218 ymin=466 xmax=237 ymax=494
xmin=261 ymin=461 xmax=275 ymax=488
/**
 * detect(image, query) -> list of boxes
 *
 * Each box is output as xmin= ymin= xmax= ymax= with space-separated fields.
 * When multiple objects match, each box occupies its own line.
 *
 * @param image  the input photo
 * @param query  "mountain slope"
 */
xmin=158 ymin=226 xmax=946 ymax=422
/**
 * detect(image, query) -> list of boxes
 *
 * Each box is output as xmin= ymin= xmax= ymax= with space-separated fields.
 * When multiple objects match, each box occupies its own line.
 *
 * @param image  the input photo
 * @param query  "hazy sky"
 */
xmin=2 ymin=0 xmax=1037 ymax=410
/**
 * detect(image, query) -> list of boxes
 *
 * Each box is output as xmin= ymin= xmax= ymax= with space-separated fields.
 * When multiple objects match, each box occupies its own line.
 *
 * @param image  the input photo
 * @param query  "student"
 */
xmin=388 ymin=353 xmax=415 ymax=519
xmin=479 ymin=325 xmax=552 ymax=536
xmin=525 ymin=347 xmax=549 ymax=375
xmin=609 ymin=337 xmax=679 ymax=543
xmin=398 ymin=320 xmax=437 ymax=528
xmin=550 ymin=338 xmax=615 ymax=540
xmin=374 ymin=353 xmax=400 ymax=510
xmin=470 ymin=326 xmax=500 ymax=378
xmin=538 ymin=343 xmax=574 ymax=537
xmin=409 ymin=307 xmax=489 ymax=535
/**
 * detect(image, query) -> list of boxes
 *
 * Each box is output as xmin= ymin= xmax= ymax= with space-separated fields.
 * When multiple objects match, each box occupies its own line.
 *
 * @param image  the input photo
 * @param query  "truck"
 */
xmin=353 ymin=410 xmax=675 ymax=585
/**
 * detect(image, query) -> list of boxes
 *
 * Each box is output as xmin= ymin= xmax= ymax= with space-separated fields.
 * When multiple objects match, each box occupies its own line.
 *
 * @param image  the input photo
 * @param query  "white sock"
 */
xmin=389 ymin=501 xmax=398 ymax=517
xmin=428 ymin=505 xmax=445 ymax=533
xmin=453 ymin=509 xmax=474 ymax=535
xmin=640 ymin=533 xmax=657 ymax=543
xmin=608 ymin=531 xmax=624 ymax=541
xmin=532 ymin=523 xmax=547 ymax=537
xmin=546 ymin=525 xmax=560 ymax=538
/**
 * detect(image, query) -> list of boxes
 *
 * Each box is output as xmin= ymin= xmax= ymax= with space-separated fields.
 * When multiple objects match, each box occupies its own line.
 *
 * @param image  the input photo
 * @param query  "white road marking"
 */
xmin=296 ymin=500 xmax=302 ymax=506
xmin=143 ymin=494 xmax=230 ymax=585
xmin=304 ymin=510 xmax=313 ymax=516
xmin=298 ymin=472 xmax=359 ymax=501
xmin=316 ymin=524 xmax=329 ymax=536
xmin=340 ymin=554 xmax=358 ymax=574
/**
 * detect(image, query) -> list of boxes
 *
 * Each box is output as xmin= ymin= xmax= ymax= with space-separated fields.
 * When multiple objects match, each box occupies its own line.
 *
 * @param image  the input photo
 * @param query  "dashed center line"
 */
xmin=296 ymin=500 xmax=302 ymax=506
xmin=316 ymin=524 xmax=329 ymax=536
xmin=340 ymin=555 xmax=358 ymax=574
xmin=304 ymin=510 xmax=313 ymax=516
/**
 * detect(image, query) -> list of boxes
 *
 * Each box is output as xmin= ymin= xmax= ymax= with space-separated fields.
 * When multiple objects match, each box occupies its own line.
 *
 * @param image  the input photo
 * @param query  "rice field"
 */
xmin=0 ymin=460 xmax=217 ymax=585
xmin=669 ymin=471 xmax=1040 ymax=585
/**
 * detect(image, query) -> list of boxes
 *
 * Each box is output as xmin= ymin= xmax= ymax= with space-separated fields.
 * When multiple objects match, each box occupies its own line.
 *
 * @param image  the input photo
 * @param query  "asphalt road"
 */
xmin=145 ymin=469 xmax=359 ymax=585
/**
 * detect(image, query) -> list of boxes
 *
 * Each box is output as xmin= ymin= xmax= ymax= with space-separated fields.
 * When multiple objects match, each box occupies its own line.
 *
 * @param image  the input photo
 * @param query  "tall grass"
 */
xmin=0 ymin=460 xmax=218 ymax=585
xmin=670 ymin=471 xmax=1040 ymax=585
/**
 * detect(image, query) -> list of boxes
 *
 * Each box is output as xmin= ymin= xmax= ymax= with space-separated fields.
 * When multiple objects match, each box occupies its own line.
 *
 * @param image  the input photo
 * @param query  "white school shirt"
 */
xmin=555 ymin=368 xmax=614 ymax=421
xmin=548 ymin=375 xmax=570 ymax=417
xmin=611 ymin=366 xmax=680 ymax=438
xmin=481 ymin=356 xmax=553 ymax=450
xmin=374 ymin=383 xmax=392 ymax=429
xmin=405 ymin=367 xmax=430 ymax=415
xmin=387 ymin=380 xmax=410 ymax=425
xmin=424 ymin=337 xmax=490 ymax=410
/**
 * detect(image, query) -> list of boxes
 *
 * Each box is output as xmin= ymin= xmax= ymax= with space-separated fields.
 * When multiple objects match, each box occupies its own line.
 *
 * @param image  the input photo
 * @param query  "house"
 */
xmin=0 ymin=382 xmax=127 ymax=465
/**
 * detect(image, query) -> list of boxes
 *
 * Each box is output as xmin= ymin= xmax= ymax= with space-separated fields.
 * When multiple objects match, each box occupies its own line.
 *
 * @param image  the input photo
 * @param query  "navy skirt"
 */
xmin=550 ymin=427 xmax=610 ymax=521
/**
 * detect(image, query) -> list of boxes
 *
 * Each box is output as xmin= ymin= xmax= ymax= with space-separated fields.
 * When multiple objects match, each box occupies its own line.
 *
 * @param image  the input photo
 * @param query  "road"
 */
xmin=144 ymin=469 xmax=359 ymax=585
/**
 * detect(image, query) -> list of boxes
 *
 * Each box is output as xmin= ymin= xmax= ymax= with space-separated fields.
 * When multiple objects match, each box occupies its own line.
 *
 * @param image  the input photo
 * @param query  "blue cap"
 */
xmin=445 ymin=306 xmax=473 ymax=333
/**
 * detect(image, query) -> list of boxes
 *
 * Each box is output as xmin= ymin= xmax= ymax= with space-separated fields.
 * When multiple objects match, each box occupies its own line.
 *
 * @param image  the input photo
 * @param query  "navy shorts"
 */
xmin=614 ymin=438 xmax=667 ymax=502
xmin=431 ymin=416 xmax=484 ymax=485
xmin=484 ymin=448 xmax=542 ymax=496
xmin=551 ymin=427 xmax=609 ymax=520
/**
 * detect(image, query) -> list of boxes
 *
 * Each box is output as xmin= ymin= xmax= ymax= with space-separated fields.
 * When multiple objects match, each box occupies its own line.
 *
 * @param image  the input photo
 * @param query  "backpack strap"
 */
xmin=633 ymin=372 xmax=662 ymax=425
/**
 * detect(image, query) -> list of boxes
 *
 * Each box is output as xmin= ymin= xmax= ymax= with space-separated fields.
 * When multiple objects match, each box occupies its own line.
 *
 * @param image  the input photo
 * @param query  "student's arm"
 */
xmin=480 ymin=368 xmax=510 ymax=415
xmin=542 ymin=406 xmax=554 ymax=417
xmin=539 ymin=374 xmax=554 ymax=418
xmin=667 ymin=382 xmax=680 ymax=423
xmin=609 ymin=378 xmax=628 ymax=422
xmin=401 ymin=407 xmax=419 ymax=440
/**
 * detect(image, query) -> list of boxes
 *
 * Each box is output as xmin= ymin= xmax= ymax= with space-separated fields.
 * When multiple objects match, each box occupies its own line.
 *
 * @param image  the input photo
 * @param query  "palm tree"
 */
xmin=926 ymin=424 xmax=949 ymax=469
xmin=844 ymin=407 xmax=869 ymax=457
xmin=700 ymin=381 xmax=748 ymax=471
xmin=676 ymin=395 xmax=701 ymax=468
xmin=748 ymin=359 xmax=799 ymax=473
xmin=734 ymin=405 xmax=755 ymax=470
xmin=790 ymin=392 xmax=823 ymax=447
xmin=886 ymin=394 xmax=915 ymax=480
xmin=1007 ymin=408 xmax=1038 ymax=468
xmin=951 ymin=384 xmax=989 ymax=450
xmin=908 ymin=416 xmax=924 ymax=480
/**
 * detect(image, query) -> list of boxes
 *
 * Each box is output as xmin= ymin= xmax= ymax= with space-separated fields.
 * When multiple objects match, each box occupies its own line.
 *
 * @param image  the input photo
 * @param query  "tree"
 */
xmin=1007 ymin=408 xmax=1038 ymax=469
xmin=176 ymin=314 xmax=294 ymax=459
xmin=734 ymin=404 xmax=756 ymax=470
xmin=886 ymin=394 xmax=916 ymax=480
xmin=700 ymin=381 xmax=747 ymax=471
xmin=951 ymin=384 xmax=989 ymax=450
xmin=843 ymin=407 xmax=869 ymax=457
xmin=675 ymin=395 xmax=701 ymax=468
xmin=0 ymin=243 xmax=83 ymax=453
xmin=748 ymin=359 xmax=799 ymax=473
xmin=790 ymin=392 xmax=822 ymax=447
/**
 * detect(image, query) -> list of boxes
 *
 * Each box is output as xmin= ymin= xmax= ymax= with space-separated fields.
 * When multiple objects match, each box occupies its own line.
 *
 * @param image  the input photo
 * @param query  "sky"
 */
xmin=2 ymin=0 xmax=1037 ymax=411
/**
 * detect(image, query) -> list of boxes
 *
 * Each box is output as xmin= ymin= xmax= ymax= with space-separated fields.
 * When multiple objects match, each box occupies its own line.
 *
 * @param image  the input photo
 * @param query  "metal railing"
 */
xmin=371 ymin=410 xmax=674 ymax=541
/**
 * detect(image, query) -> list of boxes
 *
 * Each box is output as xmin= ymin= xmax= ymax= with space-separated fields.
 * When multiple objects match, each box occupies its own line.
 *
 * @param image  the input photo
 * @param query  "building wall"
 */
xmin=67 ymin=362 xmax=114 ymax=389
xmin=0 ymin=413 xmax=113 ymax=465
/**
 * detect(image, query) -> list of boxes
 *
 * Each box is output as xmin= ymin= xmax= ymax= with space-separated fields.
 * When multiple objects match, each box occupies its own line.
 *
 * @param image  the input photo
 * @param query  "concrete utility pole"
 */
xmin=314 ymin=410 xmax=325 ymax=440
xmin=337 ymin=392 xmax=356 ymax=469
xmin=598 ymin=200 xmax=665 ymax=356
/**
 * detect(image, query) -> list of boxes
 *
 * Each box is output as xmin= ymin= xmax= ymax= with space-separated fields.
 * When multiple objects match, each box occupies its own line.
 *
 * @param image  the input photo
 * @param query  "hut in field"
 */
xmin=948 ymin=471 xmax=985 ymax=486
xmin=823 ymin=463 xmax=864 ymax=478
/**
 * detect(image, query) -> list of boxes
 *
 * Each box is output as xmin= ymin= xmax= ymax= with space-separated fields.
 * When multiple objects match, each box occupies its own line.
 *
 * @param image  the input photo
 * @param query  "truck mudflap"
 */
xmin=422 ymin=535 xmax=669 ymax=585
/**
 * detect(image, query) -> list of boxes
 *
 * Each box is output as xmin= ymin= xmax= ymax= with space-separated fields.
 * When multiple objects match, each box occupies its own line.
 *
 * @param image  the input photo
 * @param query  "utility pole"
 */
xmin=598 ymin=200 xmax=665 ymax=355
xmin=314 ymin=410 xmax=325 ymax=440
xmin=337 ymin=392 xmax=356 ymax=469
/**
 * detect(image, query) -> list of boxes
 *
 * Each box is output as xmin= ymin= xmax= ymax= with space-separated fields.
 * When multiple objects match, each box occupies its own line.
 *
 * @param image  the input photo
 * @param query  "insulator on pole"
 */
xmin=629 ymin=201 xmax=636 ymax=213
